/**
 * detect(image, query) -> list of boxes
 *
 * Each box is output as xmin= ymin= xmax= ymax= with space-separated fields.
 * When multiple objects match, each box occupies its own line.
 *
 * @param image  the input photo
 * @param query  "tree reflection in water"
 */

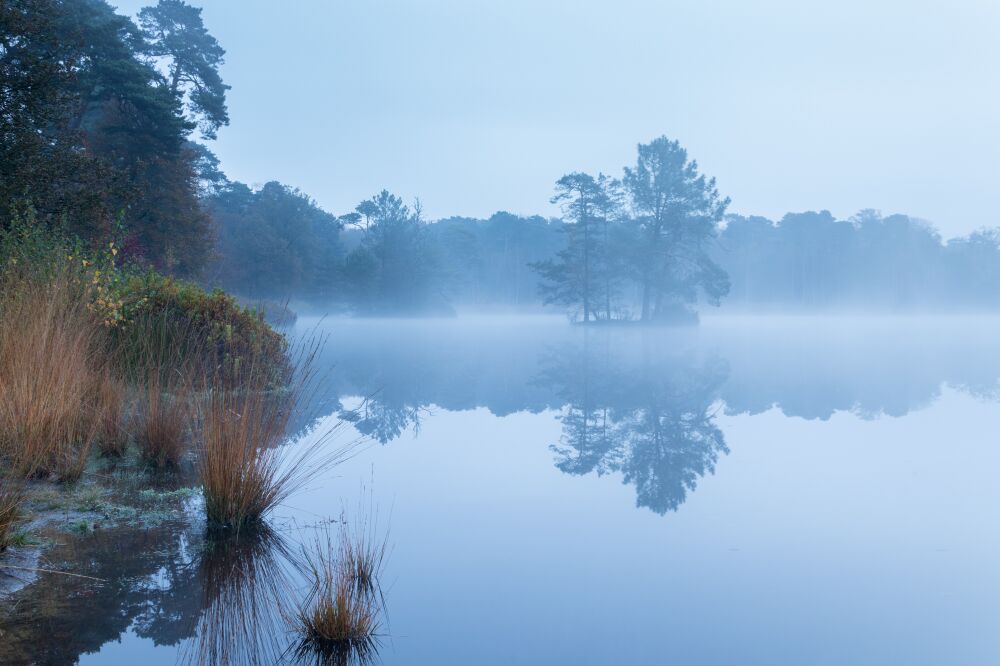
xmin=536 ymin=331 xmax=730 ymax=514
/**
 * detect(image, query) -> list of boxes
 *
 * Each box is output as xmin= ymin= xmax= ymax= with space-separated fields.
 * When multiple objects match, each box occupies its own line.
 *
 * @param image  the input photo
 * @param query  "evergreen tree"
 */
xmin=342 ymin=191 xmax=448 ymax=315
xmin=0 ymin=0 xmax=223 ymax=275
xmin=531 ymin=173 xmax=618 ymax=322
xmin=139 ymin=0 xmax=230 ymax=139
xmin=622 ymin=136 xmax=730 ymax=321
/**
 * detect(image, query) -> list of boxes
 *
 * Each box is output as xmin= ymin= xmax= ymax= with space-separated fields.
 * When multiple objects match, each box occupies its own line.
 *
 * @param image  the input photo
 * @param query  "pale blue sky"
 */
xmin=114 ymin=0 xmax=1000 ymax=237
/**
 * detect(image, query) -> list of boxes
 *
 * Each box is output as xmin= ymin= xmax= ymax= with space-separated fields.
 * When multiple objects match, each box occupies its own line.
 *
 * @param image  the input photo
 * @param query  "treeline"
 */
xmin=211 ymin=136 xmax=732 ymax=322
xmin=7 ymin=0 xmax=1000 ymax=316
xmin=207 ymin=185 xmax=566 ymax=314
xmin=205 ymin=179 xmax=1000 ymax=315
xmin=716 ymin=210 xmax=1000 ymax=310
xmin=2 ymin=0 xmax=229 ymax=275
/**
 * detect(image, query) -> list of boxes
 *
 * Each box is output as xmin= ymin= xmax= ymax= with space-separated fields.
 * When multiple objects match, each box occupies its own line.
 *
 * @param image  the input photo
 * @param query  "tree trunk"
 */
xmin=170 ymin=63 xmax=182 ymax=95
xmin=640 ymin=273 xmax=650 ymax=321
xmin=582 ymin=214 xmax=590 ymax=323
xmin=604 ymin=222 xmax=612 ymax=321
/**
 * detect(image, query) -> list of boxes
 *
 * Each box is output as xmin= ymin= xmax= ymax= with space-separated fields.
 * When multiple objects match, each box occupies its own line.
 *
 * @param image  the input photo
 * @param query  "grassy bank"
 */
xmin=0 ymin=213 xmax=321 ymax=553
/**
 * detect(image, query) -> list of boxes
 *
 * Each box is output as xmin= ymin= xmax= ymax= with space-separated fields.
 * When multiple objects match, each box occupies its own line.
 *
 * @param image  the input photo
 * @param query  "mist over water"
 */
xmin=5 ymin=314 xmax=996 ymax=665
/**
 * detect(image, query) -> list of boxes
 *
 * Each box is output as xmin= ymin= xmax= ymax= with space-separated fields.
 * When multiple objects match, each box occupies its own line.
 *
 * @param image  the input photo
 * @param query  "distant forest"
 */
xmin=209 ymin=180 xmax=1000 ymax=316
xmin=5 ymin=0 xmax=1000 ymax=318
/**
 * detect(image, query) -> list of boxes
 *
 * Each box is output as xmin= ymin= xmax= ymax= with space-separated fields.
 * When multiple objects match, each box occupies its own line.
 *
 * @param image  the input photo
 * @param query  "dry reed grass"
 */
xmin=199 ymin=336 xmax=355 ymax=532
xmin=93 ymin=372 xmax=129 ymax=458
xmin=137 ymin=373 xmax=190 ymax=468
xmin=0 ymin=277 xmax=108 ymax=481
xmin=294 ymin=508 xmax=389 ymax=664
xmin=124 ymin=313 xmax=204 ymax=469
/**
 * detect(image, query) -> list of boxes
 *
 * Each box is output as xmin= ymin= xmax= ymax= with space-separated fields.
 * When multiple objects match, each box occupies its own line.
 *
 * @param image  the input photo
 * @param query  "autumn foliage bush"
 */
xmin=0 ymin=210 xmax=290 ymax=479
xmin=113 ymin=272 xmax=290 ymax=389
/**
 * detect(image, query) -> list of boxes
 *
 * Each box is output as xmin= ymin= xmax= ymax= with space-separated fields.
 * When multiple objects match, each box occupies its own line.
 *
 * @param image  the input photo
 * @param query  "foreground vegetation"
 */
xmin=0 ymin=205 xmax=386 ymax=664
xmin=0 ymin=212 xmax=318 ymax=544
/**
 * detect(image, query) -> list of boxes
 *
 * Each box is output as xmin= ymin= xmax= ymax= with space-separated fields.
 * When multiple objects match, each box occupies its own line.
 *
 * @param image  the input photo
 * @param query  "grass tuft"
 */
xmin=294 ymin=508 xmax=389 ymax=664
xmin=137 ymin=377 xmax=190 ymax=469
xmin=199 ymin=336 xmax=354 ymax=532
xmin=0 ymin=477 xmax=25 ymax=550
xmin=93 ymin=372 xmax=128 ymax=458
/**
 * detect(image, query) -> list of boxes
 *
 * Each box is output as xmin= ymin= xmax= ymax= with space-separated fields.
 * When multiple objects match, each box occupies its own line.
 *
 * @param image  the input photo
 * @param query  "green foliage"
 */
xmin=343 ymin=190 xmax=451 ymax=315
xmin=139 ymin=0 xmax=230 ymax=139
xmin=0 ymin=205 xmax=129 ymax=326
xmin=113 ymin=272 xmax=291 ymax=387
xmin=623 ymin=136 xmax=730 ymax=320
xmin=1 ymin=0 xmax=225 ymax=276
xmin=0 ymin=211 xmax=289 ymax=388
xmin=532 ymin=173 xmax=621 ymax=322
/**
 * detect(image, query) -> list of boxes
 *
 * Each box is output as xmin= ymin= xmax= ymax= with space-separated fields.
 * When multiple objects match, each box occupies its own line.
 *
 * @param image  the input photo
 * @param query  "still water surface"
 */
xmin=4 ymin=315 xmax=1000 ymax=665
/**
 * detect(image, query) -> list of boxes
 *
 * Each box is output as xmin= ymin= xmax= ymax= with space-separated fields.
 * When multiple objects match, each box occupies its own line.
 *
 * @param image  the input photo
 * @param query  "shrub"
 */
xmin=113 ymin=272 xmax=290 ymax=389
xmin=2 ymin=207 xmax=290 ymax=391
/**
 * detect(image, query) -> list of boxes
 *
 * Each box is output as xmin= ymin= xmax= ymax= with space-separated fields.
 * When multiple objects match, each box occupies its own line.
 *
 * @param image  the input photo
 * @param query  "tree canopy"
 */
xmin=0 ymin=0 xmax=228 ymax=275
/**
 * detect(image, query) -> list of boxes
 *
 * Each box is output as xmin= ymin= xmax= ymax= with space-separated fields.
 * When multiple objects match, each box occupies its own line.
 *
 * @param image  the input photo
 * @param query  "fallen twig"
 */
xmin=0 ymin=564 xmax=105 ymax=582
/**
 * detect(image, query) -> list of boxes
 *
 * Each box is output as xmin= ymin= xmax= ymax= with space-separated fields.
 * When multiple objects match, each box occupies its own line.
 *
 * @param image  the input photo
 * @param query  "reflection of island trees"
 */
xmin=295 ymin=319 xmax=1000 ymax=433
xmin=537 ymin=333 xmax=729 ymax=514
xmin=341 ymin=396 xmax=426 ymax=445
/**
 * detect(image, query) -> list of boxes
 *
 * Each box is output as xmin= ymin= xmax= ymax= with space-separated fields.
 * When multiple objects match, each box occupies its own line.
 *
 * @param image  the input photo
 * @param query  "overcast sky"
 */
xmin=114 ymin=0 xmax=999 ymax=237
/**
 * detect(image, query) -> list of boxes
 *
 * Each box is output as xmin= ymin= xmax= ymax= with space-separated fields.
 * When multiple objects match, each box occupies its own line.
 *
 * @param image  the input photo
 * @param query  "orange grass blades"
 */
xmin=293 ymin=505 xmax=390 ymax=666
xmin=137 ymin=372 xmax=191 ymax=469
xmin=0 ymin=277 xmax=107 ymax=481
xmin=199 ymin=334 xmax=356 ymax=533
xmin=92 ymin=372 xmax=128 ymax=458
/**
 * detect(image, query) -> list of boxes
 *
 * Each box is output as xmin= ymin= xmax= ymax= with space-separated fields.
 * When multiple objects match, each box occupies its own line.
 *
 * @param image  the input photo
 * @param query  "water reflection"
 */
xmin=184 ymin=527 xmax=297 ymax=666
xmin=0 ymin=520 xmax=203 ymax=664
xmin=293 ymin=317 xmax=1000 ymax=515
xmin=0 ymin=516 xmax=387 ymax=666
xmin=537 ymin=334 xmax=729 ymax=513
xmin=341 ymin=397 xmax=427 ymax=446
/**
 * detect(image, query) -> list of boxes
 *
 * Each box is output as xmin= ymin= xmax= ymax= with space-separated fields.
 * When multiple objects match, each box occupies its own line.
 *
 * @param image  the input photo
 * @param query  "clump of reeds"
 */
xmin=200 ymin=385 xmax=294 ymax=529
xmin=294 ymin=510 xmax=389 ymax=663
xmin=0 ymin=477 xmax=25 ymax=551
xmin=137 ymin=374 xmax=190 ymax=468
xmin=0 ymin=276 xmax=106 ymax=481
xmin=123 ymin=313 xmax=203 ymax=469
xmin=93 ymin=372 xmax=129 ymax=458
xmin=199 ymin=336 xmax=353 ymax=532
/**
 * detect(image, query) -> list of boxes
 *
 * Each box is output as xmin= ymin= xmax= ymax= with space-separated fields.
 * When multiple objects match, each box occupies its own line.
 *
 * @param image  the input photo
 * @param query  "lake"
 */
xmin=3 ymin=315 xmax=1000 ymax=665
